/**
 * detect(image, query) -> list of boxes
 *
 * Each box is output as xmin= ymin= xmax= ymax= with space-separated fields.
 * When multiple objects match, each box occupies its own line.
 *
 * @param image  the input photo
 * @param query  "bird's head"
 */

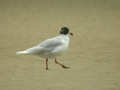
xmin=59 ymin=27 xmax=73 ymax=36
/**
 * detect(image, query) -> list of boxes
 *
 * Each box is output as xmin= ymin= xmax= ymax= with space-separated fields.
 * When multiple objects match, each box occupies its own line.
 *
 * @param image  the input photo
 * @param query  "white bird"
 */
xmin=16 ymin=27 xmax=73 ymax=70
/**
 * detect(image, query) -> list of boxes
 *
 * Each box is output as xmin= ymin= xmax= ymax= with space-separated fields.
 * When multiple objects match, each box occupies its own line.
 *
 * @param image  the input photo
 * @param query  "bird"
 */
xmin=16 ymin=27 xmax=73 ymax=70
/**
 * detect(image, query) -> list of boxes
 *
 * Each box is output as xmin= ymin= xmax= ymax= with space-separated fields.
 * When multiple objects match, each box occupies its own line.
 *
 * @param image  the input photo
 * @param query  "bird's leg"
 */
xmin=55 ymin=58 xmax=70 ymax=69
xmin=46 ymin=58 xmax=48 ymax=70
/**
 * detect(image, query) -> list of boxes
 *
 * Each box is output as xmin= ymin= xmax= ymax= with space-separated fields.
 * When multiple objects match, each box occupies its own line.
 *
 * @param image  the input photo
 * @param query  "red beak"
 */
xmin=70 ymin=32 xmax=73 ymax=36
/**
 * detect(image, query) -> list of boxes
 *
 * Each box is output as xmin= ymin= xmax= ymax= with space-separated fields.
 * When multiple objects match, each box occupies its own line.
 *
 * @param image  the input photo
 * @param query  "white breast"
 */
xmin=51 ymin=35 xmax=70 ymax=55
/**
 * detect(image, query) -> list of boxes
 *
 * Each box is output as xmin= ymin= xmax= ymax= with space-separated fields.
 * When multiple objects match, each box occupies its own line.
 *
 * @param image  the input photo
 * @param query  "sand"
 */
xmin=0 ymin=0 xmax=120 ymax=90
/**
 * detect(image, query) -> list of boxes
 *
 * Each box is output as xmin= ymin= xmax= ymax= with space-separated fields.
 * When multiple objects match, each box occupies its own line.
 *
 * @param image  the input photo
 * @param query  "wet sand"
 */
xmin=0 ymin=0 xmax=120 ymax=90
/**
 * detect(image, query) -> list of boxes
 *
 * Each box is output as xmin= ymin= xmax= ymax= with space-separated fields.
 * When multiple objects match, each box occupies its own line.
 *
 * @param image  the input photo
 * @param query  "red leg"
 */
xmin=55 ymin=58 xmax=70 ymax=69
xmin=46 ymin=58 xmax=48 ymax=70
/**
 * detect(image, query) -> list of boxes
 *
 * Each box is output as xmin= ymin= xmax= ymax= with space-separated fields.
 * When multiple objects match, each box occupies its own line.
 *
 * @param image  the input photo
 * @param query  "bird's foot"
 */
xmin=46 ymin=67 xmax=49 ymax=70
xmin=55 ymin=59 xmax=70 ymax=69
xmin=62 ymin=65 xmax=70 ymax=69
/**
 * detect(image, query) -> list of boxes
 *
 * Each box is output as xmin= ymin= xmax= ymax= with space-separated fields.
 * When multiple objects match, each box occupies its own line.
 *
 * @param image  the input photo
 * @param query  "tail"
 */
xmin=16 ymin=50 xmax=28 ymax=55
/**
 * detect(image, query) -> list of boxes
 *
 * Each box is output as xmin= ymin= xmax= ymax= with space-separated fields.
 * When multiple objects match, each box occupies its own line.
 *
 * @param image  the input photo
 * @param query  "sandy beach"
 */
xmin=0 ymin=0 xmax=120 ymax=90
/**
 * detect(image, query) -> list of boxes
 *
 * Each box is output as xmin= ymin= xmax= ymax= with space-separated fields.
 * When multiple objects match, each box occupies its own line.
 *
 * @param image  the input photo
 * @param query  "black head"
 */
xmin=59 ymin=27 xmax=69 ymax=35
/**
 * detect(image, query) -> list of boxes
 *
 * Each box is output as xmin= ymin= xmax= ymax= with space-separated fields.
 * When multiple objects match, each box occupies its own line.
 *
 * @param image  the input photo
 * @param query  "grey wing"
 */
xmin=25 ymin=37 xmax=63 ymax=54
xmin=25 ymin=46 xmax=43 ymax=54
xmin=37 ymin=37 xmax=63 ymax=51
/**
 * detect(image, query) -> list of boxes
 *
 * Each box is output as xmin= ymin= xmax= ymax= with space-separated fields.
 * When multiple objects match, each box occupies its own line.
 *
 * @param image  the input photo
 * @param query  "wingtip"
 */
xmin=16 ymin=51 xmax=21 ymax=55
xmin=16 ymin=51 xmax=25 ymax=55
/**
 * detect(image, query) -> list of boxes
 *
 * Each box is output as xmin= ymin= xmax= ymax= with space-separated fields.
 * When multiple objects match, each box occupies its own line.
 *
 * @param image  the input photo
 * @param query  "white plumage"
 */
xmin=16 ymin=27 xmax=73 ymax=70
xmin=16 ymin=35 xmax=69 ymax=58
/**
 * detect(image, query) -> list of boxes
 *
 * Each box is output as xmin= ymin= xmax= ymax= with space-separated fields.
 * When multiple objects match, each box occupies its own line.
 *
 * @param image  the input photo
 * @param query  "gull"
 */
xmin=16 ymin=27 xmax=73 ymax=70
